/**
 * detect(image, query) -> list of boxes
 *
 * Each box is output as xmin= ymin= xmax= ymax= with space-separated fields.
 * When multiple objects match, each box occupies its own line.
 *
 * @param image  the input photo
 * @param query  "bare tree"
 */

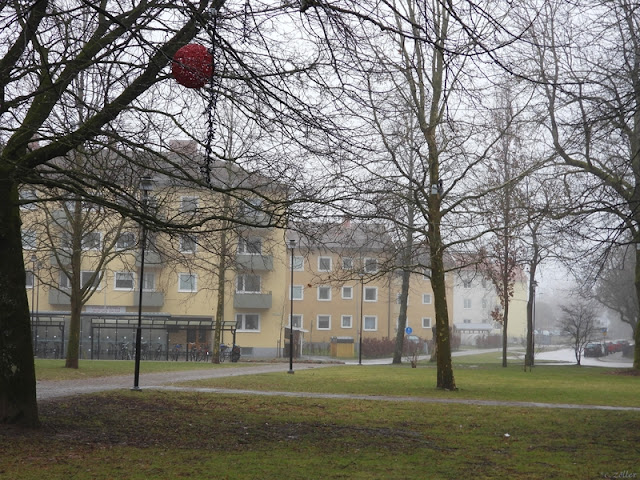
xmin=559 ymin=299 xmax=599 ymax=365
xmin=525 ymin=0 xmax=640 ymax=369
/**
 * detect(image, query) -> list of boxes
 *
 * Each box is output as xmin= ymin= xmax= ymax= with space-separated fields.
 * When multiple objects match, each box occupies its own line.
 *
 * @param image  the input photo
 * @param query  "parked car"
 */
xmin=584 ymin=342 xmax=606 ymax=357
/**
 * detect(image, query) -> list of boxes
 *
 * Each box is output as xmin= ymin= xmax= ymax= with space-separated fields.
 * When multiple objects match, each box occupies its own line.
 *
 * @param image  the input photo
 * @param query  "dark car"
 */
xmin=584 ymin=342 xmax=605 ymax=357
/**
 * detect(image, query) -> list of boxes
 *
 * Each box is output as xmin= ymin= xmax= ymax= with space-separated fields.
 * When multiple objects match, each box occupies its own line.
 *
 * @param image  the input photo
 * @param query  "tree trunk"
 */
xmin=0 ymin=176 xmax=40 ymax=426
xmin=525 ymin=241 xmax=539 ymax=371
xmin=429 ymin=197 xmax=455 ymax=390
xmin=393 ymin=268 xmax=411 ymax=364
xmin=634 ymin=247 xmax=640 ymax=370
xmin=65 ymin=200 xmax=83 ymax=369
xmin=212 ymin=226 xmax=228 ymax=364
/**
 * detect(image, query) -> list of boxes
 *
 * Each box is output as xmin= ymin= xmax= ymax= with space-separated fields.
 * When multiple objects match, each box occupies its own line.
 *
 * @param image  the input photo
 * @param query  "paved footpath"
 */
xmin=37 ymin=362 xmax=640 ymax=412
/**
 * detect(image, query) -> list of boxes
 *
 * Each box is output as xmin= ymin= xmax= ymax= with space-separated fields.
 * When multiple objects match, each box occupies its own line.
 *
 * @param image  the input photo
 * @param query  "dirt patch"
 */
xmin=606 ymin=368 xmax=640 ymax=376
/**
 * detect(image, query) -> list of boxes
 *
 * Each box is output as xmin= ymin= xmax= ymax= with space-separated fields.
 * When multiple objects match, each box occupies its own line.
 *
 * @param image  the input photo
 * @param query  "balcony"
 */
xmin=48 ymin=289 xmax=71 ymax=305
xmin=236 ymin=254 xmax=273 ymax=271
xmin=233 ymin=292 xmax=272 ymax=309
xmin=135 ymin=250 xmax=162 ymax=267
xmin=132 ymin=291 xmax=164 ymax=307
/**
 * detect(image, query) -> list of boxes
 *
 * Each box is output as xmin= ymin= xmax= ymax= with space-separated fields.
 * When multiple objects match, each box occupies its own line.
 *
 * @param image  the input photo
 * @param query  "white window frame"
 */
xmin=289 ymin=314 xmax=303 ymax=329
xmin=291 ymin=255 xmax=304 ymax=271
xmin=463 ymin=298 xmax=472 ymax=309
xmin=237 ymin=274 xmax=261 ymax=293
xmin=342 ymin=286 xmax=353 ymax=299
xmin=22 ymin=230 xmax=36 ymax=250
xmin=180 ymin=195 xmax=199 ymax=213
xmin=317 ymin=315 xmax=331 ymax=330
xmin=318 ymin=256 xmax=332 ymax=272
xmin=364 ymin=257 xmax=378 ymax=273
xmin=25 ymin=270 xmax=34 ymax=289
xmin=238 ymin=237 xmax=262 ymax=255
xmin=317 ymin=285 xmax=331 ymax=301
xmin=422 ymin=317 xmax=432 ymax=328
xmin=290 ymin=285 xmax=303 ymax=300
xmin=179 ymin=234 xmax=197 ymax=254
xmin=114 ymin=271 xmax=135 ymax=291
xmin=236 ymin=312 xmax=260 ymax=332
xmin=81 ymin=270 xmax=103 ymax=291
xmin=59 ymin=272 xmax=71 ymax=289
xmin=82 ymin=232 xmax=102 ymax=251
xmin=342 ymin=257 xmax=353 ymax=270
xmin=364 ymin=286 xmax=378 ymax=302
xmin=142 ymin=271 xmax=156 ymax=292
xmin=422 ymin=293 xmax=432 ymax=304
xmin=116 ymin=232 xmax=136 ymax=250
xmin=178 ymin=273 xmax=198 ymax=293
xmin=341 ymin=315 xmax=352 ymax=329
xmin=363 ymin=315 xmax=378 ymax=331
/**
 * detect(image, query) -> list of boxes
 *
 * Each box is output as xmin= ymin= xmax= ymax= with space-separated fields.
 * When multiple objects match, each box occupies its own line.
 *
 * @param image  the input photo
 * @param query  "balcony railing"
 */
xmin=233 ymin=292 xmax=272 ymax=309
xmin=236 ymin=254 xmax=273 ymax=271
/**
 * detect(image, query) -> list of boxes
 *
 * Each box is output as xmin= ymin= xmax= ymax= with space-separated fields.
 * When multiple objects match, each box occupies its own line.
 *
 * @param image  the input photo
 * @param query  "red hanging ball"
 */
xmin=172 ymin=44 xmax=213 ymax=89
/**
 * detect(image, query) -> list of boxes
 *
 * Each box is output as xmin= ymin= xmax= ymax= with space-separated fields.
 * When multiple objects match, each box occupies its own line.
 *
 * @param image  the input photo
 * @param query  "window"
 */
xmin=238 ymin=237 xmax=262 ymax=255
xmin=82 ymin=232 xmax=102 ymax=251
xmin=81 ymin=271 xmax=102 ymax=291
xmin=422 ymin=293 xmax=432 ymax=304
xmin=364 ymin=286 xmax=377 ymax=302
xmin=463 ymin=298 xmax=472 ymax=309
xmin=423 ymin=268 xmax=431 ymax=280
xmin=317 ymin=286 xmax=331 ymax=301
xmin=463 ymin=280 xmax=472 ymax=289
xmin=364 ymin=257 xmax=378 ymax=273
xmin=142 ymin=272 xmax=156 ymax=291
xmin=290 ymin=285 xmax=303 ymax=300
xmin=236 ymin=313 xmax=260 ymax=331
xmin=422 ymin=317 xmax=432 ymax=328
xmin=342 ymin=257 xmax=353 ymax=270
xmin=19 ymin=189 xmax=37 ymax=209
xmin=341 ymin=315 xmax=352 ymax=328
xmin=342 ymin=286 xmax=353 ymax=299
xmin=178 ymin=273 xmax=197 ymax=292
xmin=59 ymin=272 xmax=71 ymax=289
xmin=291 ymin=255 xmax=304 ymax=271
xmin=317 ymin=315 xmax=331 ymax=330
xmin=22 ymin=230 xmax=36 ymax=250
xmin=318 ymin=256 xmax=332 ymax=272
xmin=180 ymin=234 xmax=197 ymax=253
xmin=482 ymin=298 xmax=488 ymax=308
xmin=463 ymin=318 xmax=472 ymax=324
xmin=114 ymin=272 xmax=135 ymax=290
xmin=237 ymin=274 xmax=261 ymax=293
xmin=364 ymin=315 xmax=377 ymax=331
xmin=180 ymin=196 xmax=199 ymax=213
xmin=290 ymin=314 xmax=303 ymax=329
xmin=25 ymin=271 xmax=34 ymax=288
xmin=116 ymin=232 xmax=136 ymax=250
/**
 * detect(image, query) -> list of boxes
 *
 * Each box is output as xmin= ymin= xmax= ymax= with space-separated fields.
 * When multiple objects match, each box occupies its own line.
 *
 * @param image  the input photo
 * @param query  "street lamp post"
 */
xmin=359 ymin=271 xmax=364 ymax=365
xmin=288 ymin=239 xmax=296 ymax=374
xmin=133 ymin=177 xmax=154 ymax=391
xmin=30 ymin=254 xmax=37 ymax=354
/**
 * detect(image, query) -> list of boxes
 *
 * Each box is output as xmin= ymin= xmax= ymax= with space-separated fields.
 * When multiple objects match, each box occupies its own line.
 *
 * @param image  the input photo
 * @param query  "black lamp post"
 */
xmin=359 ymin=270 xmax=364 ymax=365
xmin=133 ymin=176 xmax=153 ymax=391
xmin=288 ymin=239 xmax=296 ymax=374
xmin=30 ymin=254 xmax=37 ymax=353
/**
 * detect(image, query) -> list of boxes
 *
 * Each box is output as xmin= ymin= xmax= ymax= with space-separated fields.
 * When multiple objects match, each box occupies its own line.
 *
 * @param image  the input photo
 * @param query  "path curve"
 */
xmin=36 ymin=362 xmax=640 ymax=412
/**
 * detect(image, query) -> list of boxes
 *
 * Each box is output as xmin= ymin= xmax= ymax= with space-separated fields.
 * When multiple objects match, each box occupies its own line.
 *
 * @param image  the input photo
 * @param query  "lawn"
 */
xmin=180 ymin=362 xmax=640 ymax=408
xmin=0 ymin=355 xmax=637 ymax=479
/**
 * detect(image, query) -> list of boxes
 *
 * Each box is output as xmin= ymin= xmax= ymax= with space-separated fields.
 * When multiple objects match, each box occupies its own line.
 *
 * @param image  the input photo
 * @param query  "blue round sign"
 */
xmin=405 ymin=327 xmax=413 ymax=335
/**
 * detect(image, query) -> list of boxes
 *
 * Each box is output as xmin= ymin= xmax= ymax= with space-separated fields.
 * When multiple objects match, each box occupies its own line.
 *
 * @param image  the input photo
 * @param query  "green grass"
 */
xmin=35 ymin=359 xmax=253 ymax=381
xmin=180 ymin=362 xmax=640 ymax=407
xmin=2 ymin=356 xmax=639 ymax=479
xmin=1 ymin=390 xmax=638 ymax=480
